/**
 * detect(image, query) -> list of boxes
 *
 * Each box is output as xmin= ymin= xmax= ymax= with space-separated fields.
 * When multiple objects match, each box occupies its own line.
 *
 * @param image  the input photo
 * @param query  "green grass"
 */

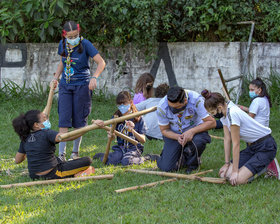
xmin=0 ymin=94 xmax=280 ymax=224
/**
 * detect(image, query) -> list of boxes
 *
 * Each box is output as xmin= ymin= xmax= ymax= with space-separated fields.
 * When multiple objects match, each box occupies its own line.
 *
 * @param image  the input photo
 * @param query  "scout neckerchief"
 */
xmin=65 ymin=36 xmax=84 ymax=83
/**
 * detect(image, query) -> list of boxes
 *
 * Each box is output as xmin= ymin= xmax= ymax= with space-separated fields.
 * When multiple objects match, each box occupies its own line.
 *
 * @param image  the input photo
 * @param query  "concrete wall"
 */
xmin=1 ymin=42 xmax=279 ymax=97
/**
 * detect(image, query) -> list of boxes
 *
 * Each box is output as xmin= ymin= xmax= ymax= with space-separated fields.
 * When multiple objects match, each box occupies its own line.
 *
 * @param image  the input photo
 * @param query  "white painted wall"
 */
xmin=1 ymin=42 xmax=279 ymax=97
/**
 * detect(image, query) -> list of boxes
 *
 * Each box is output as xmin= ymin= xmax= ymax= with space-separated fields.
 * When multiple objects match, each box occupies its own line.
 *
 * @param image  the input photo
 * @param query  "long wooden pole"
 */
xmin=101 ymin=126 xmax=138 ymax=145
xmin=58 ymin=106 xmax=157 ymax=141
xmin=210 ymin=135 xmax=224 ymax=140
xmin=103 ymin=122 xmax=117 ymax=164
xmin=0 ymin=174 xmax=114 ymax=189
xmin=43 ymin=81 xmax=55 ymax=118
xmin=115 ymin=178 xmax=177 ymax=193
xmin=218 ymin=69 xmax=231 ymax=101
xmin=127 ymin=169 xmax=226 ymax=184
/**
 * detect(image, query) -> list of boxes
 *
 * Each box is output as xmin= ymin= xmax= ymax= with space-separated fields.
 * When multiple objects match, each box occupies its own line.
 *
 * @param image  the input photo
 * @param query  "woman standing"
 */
xmin=201 ymin=89 xmax=278 ymax=185
xmin=52 ymin=21 xmax=105 ymax=161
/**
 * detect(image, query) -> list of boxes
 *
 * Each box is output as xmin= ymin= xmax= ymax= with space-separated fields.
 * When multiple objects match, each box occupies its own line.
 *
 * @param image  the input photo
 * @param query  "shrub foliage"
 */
xmin=1 ymin=0 xmax=280 ymax=49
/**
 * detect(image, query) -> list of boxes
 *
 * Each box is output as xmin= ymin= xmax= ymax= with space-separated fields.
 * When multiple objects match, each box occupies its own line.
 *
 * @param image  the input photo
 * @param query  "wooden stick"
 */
xmin=127 ymin=169 xmax=226 ymax=184
xmin=42 ymin=81 xmax=55 ymax=118
xmin=0 ymin=174 xmax=114 ymax=189
xmin=191 ymin=169 xmax=213 ymax=176
xmin=58 ymin=106 xmax=157 ymax=141
xmin=210 ymin=135 xmax=224 ymax=140
xmin=222 ymin=86 xmax=230 ymax=102
xmin=101 ymin=126 xmax=138 ymax=145
xmin=103 ymin=122 xmax=117 ymax=164
xmin=218 ymin=69 xmax=231 ymax=101
xmin=115 ymin=178 xmax=177 ymax=193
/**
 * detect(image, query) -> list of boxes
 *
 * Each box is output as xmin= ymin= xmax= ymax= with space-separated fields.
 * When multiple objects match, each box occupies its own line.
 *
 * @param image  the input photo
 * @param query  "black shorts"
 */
xmin=239 ymin=136 xmax=277 ymax=175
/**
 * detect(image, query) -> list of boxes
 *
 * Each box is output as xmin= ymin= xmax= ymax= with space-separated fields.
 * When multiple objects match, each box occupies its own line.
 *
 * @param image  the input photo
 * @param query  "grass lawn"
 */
xmin=0 ymin=95 xmax=279 ymax=224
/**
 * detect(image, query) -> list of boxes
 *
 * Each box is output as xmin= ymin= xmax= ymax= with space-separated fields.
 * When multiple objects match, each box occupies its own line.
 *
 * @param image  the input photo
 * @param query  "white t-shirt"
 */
xmin=221 ymin=101 xmax=271 ymax=143
xmin=249 ymin=97 xmax=270 ymax=127
xmin=136 ymin=98 xmax=163 ymax=139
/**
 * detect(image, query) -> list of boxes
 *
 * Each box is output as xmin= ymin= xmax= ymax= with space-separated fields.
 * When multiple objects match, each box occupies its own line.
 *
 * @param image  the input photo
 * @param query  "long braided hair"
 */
xmin=60 ymin=21 xmax=83 ymax=57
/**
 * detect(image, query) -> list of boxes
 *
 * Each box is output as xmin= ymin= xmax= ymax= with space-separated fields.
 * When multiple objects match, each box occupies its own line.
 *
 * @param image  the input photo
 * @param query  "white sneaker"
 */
xmin=69 ymin=152 xmax=80 ymax=160
xmin=58 ymin=154 xmax=66 ymax=162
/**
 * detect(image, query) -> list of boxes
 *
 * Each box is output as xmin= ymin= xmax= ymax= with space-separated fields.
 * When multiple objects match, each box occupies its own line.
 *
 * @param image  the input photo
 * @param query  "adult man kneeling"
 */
xmin=156 ymin=86 xmax=216 ymax=173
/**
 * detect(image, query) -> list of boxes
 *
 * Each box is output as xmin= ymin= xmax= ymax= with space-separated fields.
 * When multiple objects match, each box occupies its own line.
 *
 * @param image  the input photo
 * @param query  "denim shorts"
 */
xmin=58 ymin=84 xmax=92 ymax=128
xmin=239 ymin=135 xmax=277 ymax=175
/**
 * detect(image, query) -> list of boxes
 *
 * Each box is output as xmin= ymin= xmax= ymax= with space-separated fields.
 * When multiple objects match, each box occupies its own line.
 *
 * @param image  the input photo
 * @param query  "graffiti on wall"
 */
xmin=150 ymin=42 xmax=178 ymax=87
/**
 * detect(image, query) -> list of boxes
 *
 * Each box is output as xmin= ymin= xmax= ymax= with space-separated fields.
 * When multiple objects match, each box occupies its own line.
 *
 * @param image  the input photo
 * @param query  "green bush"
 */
xmin=1 ymin=0 xmax=280 ymax=50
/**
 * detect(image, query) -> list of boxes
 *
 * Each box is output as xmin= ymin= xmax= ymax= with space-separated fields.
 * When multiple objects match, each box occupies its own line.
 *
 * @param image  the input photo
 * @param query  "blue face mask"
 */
xmin=118 ymin=104 xmax=130 ymax=114
xmin=249 ymin=91 xmax=258 ymax=99
xmin=67 ymin=36 xmax=80 ymax=46
xmin=42 ymin=120 xmax=51 ymax=130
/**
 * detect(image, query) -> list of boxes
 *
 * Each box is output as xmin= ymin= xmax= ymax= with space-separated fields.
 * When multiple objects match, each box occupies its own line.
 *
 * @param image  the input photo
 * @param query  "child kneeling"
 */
xmin=93 ymin=91 xmax=146 ymax=166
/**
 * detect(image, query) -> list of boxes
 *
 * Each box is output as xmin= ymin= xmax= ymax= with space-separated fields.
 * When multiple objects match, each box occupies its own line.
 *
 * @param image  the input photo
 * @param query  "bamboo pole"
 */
xmin=210 ymin=135 xmax=224 ymax=140
xmin=115 ymin=178 xmax=177 ymax=193
xmin=127 ymin=169 xmax=226 ymax=184
xmin=42 ymin=81 xmax=55 ymax=118
xmin=103 ymin=122 xmax=117 ymax=164
xmin=191 ymin=169 xmax=213 ymax=176
xmin=0 ymin=174 xmax=114 ymax=189
xmin=58 ymin=106 xmax=157 ymax=141
xmin=101 ymin=126 xmax=138 ymax=145
xmin=218 ymin=69 xmax=231 ymax=101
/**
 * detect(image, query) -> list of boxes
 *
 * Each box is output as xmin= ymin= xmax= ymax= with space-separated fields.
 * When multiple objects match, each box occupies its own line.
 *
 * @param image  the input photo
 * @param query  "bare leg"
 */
xmin=59 ymin=128 xmax=68 ymax=155
xmin=223 ymin=164 xmax=253 ymax=185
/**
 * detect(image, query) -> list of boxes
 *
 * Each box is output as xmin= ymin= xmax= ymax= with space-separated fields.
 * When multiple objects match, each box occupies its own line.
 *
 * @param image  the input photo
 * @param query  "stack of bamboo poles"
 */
xmin=115 ymin=169 xmax=227 ymax=193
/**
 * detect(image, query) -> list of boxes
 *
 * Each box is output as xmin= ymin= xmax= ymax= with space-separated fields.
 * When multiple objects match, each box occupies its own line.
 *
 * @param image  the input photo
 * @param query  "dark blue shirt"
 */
xmin=58 ymin=38 xmax=99 ymax=86
xmin=115 ymin=117 xmax=146 ymax=150
xmin=18 ymin=129 xmax=58 ymax=178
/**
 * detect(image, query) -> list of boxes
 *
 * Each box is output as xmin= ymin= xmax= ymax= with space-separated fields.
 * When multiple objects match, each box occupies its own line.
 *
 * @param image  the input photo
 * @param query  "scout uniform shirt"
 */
xmin=156 ymin=90 xmax=209 ymax=134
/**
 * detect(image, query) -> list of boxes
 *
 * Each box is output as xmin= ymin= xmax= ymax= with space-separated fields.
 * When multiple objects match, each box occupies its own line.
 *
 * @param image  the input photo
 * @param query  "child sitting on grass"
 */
xmin=93 ymin=91 xmax=147 ymax=165
xmin=12 ymin=110 xmax=104 ymax=180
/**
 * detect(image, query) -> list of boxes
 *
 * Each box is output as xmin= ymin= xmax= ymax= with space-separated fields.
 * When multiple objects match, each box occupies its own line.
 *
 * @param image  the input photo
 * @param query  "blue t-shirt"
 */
xmin=58 ymin=38 xmax=99 ymax=85
xmin=115 ymin=117 xmax=146 ymax=150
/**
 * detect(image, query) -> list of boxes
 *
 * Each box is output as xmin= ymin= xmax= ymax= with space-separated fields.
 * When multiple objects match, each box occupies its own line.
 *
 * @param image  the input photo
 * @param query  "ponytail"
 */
xmin=12 ymin=110 xmax=41 ymax=141
xmin=250 ymin=77 xmax=272 ymax=108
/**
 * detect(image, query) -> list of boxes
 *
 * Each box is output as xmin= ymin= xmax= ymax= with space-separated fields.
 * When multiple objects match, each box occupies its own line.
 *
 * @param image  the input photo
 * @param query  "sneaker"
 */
xmin=144 ymin=154 xmax=160 ymax=162
xmin=69 ymin=152 xmax=80 ymax=160
xmin=266 ymin=158 xmax=280 ymax=180
xmin=58 ymin=153 xmax=66 ymax=162
xmin=92 ymin=153 xmax=104 ymax=160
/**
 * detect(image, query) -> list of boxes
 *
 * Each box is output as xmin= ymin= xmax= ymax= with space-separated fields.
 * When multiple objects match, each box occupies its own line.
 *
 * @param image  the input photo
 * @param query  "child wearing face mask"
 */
xmin=239 ymin=77 xmax=271 ymax=127
xmin=12 ymin=110 xmax=104 ymax=180
xmin=51 ymin=21 xmax=106 ymax=162
xmin=93 ymin=91 xmax=147 ymax=166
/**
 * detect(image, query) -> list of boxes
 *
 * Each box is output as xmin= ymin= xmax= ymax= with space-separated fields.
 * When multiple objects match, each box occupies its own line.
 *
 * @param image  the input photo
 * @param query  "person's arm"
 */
xmin=181 ymin=115 xmax=216 ymax=144
xmin=52 ymin=57 xmax=64 ymax=89
xmin=159 ymin=124 xmax=180 ymax=141
xmin=238 ymin=105 xmax=249 ymax=113
xmin=55 ymin=120 xmax=105 ymax=142
xmin=125 ymin=120 xmax=146 ymax=144
xmin=89 ymin=54 xmax=106 ymax=90
xmin=15 ymin=152 xmax=26 ymax=164
xmin=229 ymin=125 xmax=241 ymax=185
xmin=219 ymin=125 xmax=231 ymax=177
xmin=248 ymin=112 xmax=256 ymax=118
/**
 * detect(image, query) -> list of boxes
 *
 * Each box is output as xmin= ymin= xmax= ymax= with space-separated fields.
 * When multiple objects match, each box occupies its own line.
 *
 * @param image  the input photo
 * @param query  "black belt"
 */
xmin=247 ymin=134 xmax=271 ymax=146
